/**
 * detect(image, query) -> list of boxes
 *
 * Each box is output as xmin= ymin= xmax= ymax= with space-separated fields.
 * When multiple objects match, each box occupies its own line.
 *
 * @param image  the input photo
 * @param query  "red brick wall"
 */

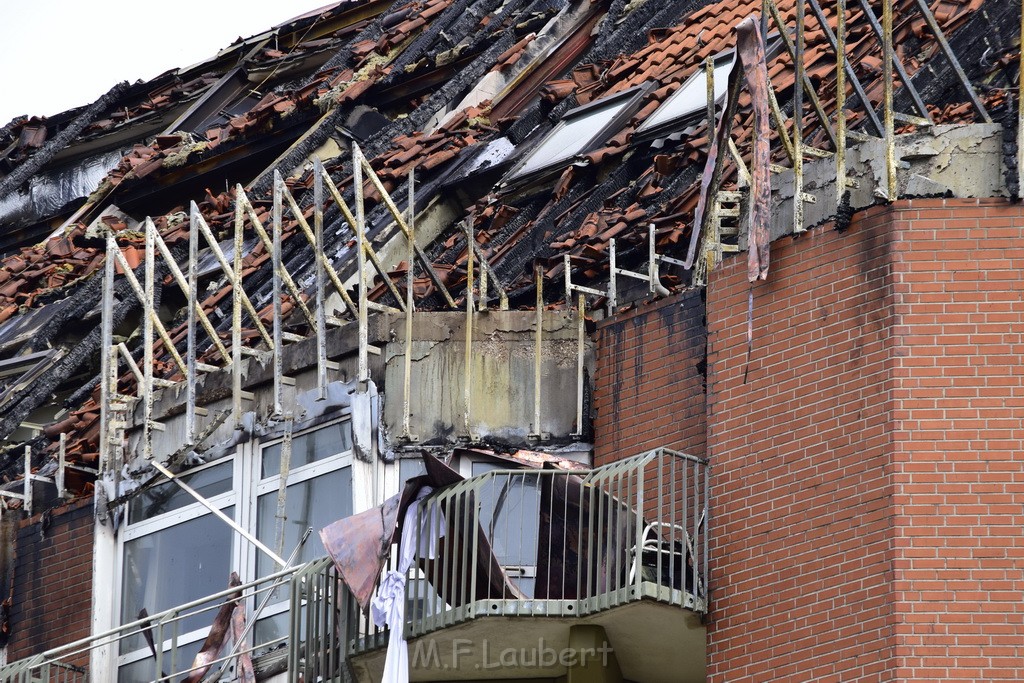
xmin=705 ymin=197 xmax=1024 ymax=682
xmin=593 ymin=290 xmax=707 ymax=465
xmin=7 ymin=496 xmax=93 ymax=663
xmin=706 ymin=204 xmax=899 ymax=682
xmin=887 ymin=199 xmax=1024 ymax=681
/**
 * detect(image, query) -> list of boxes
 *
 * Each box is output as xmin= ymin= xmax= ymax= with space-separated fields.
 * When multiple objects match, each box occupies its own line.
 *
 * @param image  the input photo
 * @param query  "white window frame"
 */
xmin=502 ymin=84 xmax=651 ymax=185
xmin=114 ymin=417 xmax=354 ymax=678
xmin=635 ymin=50 xmax=737 ymax=141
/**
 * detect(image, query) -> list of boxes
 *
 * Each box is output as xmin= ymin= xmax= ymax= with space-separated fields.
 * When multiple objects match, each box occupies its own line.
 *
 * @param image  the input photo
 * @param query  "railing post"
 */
xmin=882 ymin=0 xmax=896 ymax=201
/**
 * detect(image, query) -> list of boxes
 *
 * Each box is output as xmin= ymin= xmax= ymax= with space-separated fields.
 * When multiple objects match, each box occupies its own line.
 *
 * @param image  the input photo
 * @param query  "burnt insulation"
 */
xmin=298 ymin=0 xmax=410 ymax=87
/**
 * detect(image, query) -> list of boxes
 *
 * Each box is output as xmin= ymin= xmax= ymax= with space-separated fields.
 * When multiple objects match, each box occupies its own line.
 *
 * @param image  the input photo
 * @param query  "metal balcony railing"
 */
xmin=0 ymin=562 xmax=316 ymax=683
xmin=290 ymin=448 xmax=709 ymax=680
xmin=0 ymin=448 xmax=708 ymax=683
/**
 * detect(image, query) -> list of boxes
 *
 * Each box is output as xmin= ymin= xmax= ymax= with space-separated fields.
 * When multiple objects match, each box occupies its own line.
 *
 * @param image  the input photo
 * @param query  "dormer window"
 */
xmin=636 ymin=51 xmax=737 ymax=140
xmin=504 ymin=85 xmax=649 ymax=184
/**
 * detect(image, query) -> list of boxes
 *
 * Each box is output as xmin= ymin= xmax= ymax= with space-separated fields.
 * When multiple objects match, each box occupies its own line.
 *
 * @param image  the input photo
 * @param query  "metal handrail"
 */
xmin=0 ymin=562 xmax=309 ymax=683
xmin=353 ymin=447 xmax=709 ymax=655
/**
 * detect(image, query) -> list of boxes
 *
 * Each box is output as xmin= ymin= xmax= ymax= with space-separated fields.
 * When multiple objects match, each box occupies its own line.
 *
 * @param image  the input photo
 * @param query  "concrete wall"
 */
xmin=381 ymin=310 xmax=591 ymax=445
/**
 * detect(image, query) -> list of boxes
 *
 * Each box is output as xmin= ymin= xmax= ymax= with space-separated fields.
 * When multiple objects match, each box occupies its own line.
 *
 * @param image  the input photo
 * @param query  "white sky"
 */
xmin=0 ymin=0 xmax=337 ymax=126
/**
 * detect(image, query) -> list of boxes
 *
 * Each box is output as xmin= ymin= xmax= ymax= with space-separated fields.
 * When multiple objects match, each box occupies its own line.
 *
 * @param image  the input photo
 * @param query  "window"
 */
xmin=472 ymin=462 xmax=541 ymax=597
xmin=116 ymin=419 xmax=354 ymax=683
xmin=636 ymin=51 xmax=736 ymax=139
xmin=504 ymin=86 xmax=650 ymax=183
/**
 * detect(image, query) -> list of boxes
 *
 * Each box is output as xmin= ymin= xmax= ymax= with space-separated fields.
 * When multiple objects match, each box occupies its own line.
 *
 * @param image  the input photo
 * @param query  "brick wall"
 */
xmin=706 ymin=204 xmax=899 ymax=682
xmin=887 ymin=199 xmax=1024 ymax=681
xmin=593 ymin=290 xmax=707 ymax=465
xmin=7 ymin=496 xmax=93 ymax=664
xmin=705 ymin=197 xmax=1024 ymax=682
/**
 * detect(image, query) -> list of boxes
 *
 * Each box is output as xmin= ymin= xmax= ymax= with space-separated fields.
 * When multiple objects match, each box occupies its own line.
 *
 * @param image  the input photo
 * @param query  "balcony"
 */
xmin=0 ymin=449 xmax=708 ymax=683
xmin=320 ymin=448 xmax=710 ymax=683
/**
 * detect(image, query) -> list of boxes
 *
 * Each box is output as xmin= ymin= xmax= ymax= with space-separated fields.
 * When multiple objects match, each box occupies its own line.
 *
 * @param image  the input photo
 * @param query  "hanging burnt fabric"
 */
xmin=184 ymin=572 xmax=242 ymax=683
xmin=737 ymin=16 xmax=771 ymax=282
xmin=686 ymin=15 xmax=772 ymax=280
xmin=321 ymin=453 xmax=520 ymax=611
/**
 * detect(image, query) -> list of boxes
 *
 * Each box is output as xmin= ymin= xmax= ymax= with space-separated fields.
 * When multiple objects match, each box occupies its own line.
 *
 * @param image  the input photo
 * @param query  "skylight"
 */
xmin=637 ymin=52 xmax=737 ymax=135
xmin=507 ymin=88 xmax=644 ymax=181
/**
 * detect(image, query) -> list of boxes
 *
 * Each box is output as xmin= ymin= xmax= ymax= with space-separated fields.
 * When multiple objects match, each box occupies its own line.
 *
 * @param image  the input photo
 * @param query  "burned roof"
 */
xmin=0 ymin=0 xmax=1017 ymax=490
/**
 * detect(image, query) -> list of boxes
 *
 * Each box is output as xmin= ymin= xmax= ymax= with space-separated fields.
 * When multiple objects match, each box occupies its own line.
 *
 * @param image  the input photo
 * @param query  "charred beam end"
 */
xmin=0 ymin=81 xmax=131 ymax=198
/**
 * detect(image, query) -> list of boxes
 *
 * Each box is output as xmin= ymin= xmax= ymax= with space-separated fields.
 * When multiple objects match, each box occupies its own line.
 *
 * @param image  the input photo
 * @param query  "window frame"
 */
xmin=114 ymin=417 xmax=355 ymax=679
xmin=634 ymin=49 xmax=738 ymax=142
xmin=501 ymin=84 xmax=652 ymax=187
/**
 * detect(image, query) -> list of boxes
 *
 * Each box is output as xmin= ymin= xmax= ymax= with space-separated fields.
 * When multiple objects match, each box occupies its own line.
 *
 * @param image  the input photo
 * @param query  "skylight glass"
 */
xmin=512 ymin=95 xmax=635 ymax=177
xmin=638 ymin=53 xmax=736 ymax=133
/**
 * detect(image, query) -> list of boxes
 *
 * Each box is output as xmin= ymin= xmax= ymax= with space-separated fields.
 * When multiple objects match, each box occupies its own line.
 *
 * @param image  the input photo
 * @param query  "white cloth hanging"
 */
xmin=371 ymin=486 xmax=445 ymax=683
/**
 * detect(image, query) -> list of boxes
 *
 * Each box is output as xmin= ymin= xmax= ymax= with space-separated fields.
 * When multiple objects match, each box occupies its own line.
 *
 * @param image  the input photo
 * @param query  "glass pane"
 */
xmin=120 ymin=508 xmax=234 ymax=654
xmin=399 ymin=457 xmax=427 ymax=483
xmin=253 ymin=612 xmax=290 ymax=657
xmin=262 ymin=421 xmax=352 ymax=478
xmin=515 ymin=97 xmax=632 ymax=176
xmin=256 ymin=467 xmax=352 ymax=578
xmin=117 ymin=638 xmax=204 ymax=683
xmin=129 ymin=460 xmax=233 ymax=522
xmin=475 ymin=470 xmax=541 ymax=597
xmin=640 ymin=56 xmax=735 ymax=132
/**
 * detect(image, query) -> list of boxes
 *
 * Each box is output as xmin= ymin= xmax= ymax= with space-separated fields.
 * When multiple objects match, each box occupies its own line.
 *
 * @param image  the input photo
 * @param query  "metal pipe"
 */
xmin=793 ymin=0 xmax=806 ymax=234
xmin=150 ymin=459 xmax=287 ymax=567
xmin=764 ymin=0 xmax=838 ymax=150
xmin=836 ymin=0 xmax=847 ymax=205
xmin=186 ymin=204 xmax=198 ymax=444
xmin=910 ymin=0 xmax=991 ymax=122
xmin=464 ymin=221 xmax=474 ymax=438
xmin=533 ymin=266 xmax=543 ymax=438
xmin=272 ymin=171 xmax=284 ymax=417
xmin=354 ymin=152 xmax=457 ymax=309
xmin=402 ymin=169 xmax=416 ymax=440
xmin=193 ymin=212 xmax=273 ymax=347
xmin=99 ymin=234 xmax=115 ymax=473
xmin=353 ymin=145 xmax=369 ymax=389
xmin=274 ymin=417 xmax=293 ymax=567
xmin=232 ymin=189 xmax=244 ymax=424
xmin=608 ymin=239 xmax=617 ymax=314
xmin=1019 ymin=0 xmax=1024 ymax=199
xmin=855 ymin=0 xmax=931 ymax=122
xmin=882 ymin=0 xmax=896 ymax=201
xmin=806 ymin=0 xmax=883 ymax=136
xmin=314 ymin=158 xmax=328 ymax=399
xmin=57 ymin=433 xmax=67 ymax=498
xmin=575 ymin=293 xmax=584 ymax=437
xmin=238 ymin=193 xmax=319 ymax=329
xmin=143 ymin=219 xmax=155 ymax=461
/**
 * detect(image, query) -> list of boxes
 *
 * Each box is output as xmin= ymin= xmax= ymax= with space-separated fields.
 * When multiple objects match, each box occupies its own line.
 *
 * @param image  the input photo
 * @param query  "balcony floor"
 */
xmin=349 ymin=598 xmax=705 ymax=683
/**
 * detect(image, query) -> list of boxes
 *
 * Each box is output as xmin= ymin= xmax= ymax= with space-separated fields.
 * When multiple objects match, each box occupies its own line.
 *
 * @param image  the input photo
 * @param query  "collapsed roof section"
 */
xmin=0 ymin=0 xmax=1017 ymax=489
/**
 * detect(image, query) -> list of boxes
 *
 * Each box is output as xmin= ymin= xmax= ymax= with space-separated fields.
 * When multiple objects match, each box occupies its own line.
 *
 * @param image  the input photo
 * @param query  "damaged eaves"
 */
xmin=0 ymin=0 xmax=1017 ymax=492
